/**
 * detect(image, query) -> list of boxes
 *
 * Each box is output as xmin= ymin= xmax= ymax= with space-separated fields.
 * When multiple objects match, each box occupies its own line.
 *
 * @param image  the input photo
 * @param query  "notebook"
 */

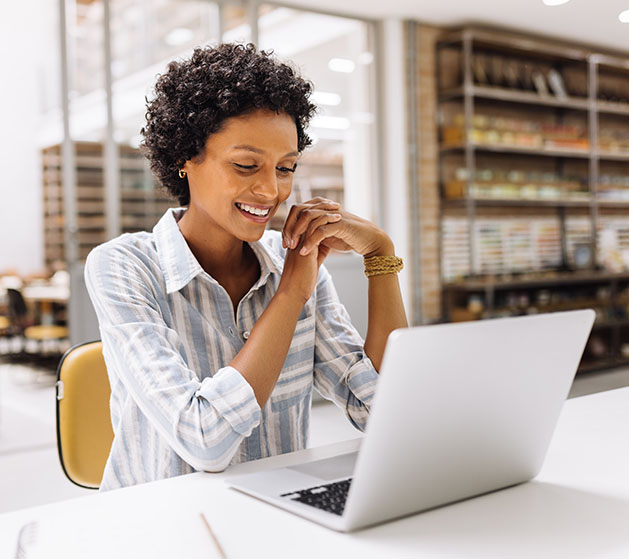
xmin=227 ymin=310 xmax=595 ymax=532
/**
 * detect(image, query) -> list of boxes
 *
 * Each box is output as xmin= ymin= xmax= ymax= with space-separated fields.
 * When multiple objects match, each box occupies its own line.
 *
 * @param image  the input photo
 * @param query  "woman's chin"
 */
xmin=237 ymin=227 xmax=267 ymax=243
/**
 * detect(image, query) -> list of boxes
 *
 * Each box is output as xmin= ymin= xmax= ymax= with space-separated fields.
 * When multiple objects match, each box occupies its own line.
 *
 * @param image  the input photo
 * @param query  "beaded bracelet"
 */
xmin=363 ymin=255 xmax=404 ymax=278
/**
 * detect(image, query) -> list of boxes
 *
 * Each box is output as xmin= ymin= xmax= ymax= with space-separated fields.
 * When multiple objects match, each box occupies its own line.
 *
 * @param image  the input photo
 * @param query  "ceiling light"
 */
xmin=542 ymin=0 xmax=570 ymax=5
xmin=328 ymin=58 xmax=355 ymax=73
xmin=311 ymin=115 xmax=350 ymax=130
xmin=164 ymin=28 xmax=194 ymax=46
xmin=311 ymin=91 xmax=341 ymax=106
xmin=619 ymin=10 xmax=629 ymax=22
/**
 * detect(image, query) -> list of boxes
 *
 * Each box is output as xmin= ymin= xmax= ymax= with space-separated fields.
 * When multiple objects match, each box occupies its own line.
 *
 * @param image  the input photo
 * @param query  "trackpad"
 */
xmin=287 ymin=452 xmax=358 ymax=481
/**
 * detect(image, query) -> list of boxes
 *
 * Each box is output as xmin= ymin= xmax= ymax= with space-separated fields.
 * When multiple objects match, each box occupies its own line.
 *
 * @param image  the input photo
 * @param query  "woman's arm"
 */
xmin=362 ymin=238 xmax=408 ymax=371
xmin=283 ymin=198 xmax=408 ymax=372
xmin=229 ymin=291 xmax=305 ymax=407
xmin=85 ymin=238 xmax=321 ymax=472
xmin=86 ymin=244 xmax=261 ymax=472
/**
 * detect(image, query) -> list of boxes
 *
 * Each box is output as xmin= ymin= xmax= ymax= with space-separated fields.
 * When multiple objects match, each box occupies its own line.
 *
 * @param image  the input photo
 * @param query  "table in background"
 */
xmin=21 ymin=284 xmax=69 ymax=326
xmin=1 ymin=389 xmax=628 ymax=558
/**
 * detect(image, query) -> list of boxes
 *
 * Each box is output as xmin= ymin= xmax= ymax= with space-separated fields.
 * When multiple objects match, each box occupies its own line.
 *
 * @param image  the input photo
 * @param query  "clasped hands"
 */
xmin=282 ymin=197 xmax=391 ymax=260
xmin=277 ymin=197 xmax=393 ymax=303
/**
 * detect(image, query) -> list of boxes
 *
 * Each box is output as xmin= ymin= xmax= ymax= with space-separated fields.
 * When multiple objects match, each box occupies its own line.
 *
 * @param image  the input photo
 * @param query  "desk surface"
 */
xmin=1 ymin=388 xmax=628 ymax=559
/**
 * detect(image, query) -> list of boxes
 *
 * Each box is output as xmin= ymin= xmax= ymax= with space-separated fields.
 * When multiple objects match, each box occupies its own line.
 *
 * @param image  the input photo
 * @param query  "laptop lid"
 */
xmin=342 ymin=309 xmax=595 ymax=529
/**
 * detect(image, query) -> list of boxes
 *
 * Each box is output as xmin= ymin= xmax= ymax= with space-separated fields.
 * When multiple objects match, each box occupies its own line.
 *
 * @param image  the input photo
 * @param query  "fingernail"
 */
xmin=290 ymin=238 xmax=296 ymax=248
xmin=300 ymin=247 xmax=308 ymax=255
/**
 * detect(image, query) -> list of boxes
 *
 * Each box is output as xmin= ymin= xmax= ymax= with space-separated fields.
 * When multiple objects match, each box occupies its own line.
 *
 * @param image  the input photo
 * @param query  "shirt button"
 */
xmin=243 ymin=331 xmax=250 ymax=339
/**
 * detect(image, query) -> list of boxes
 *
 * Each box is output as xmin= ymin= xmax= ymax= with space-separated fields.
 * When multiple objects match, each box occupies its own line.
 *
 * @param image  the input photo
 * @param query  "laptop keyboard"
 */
xmin=280 ymin=478 xmax=352 ymax=516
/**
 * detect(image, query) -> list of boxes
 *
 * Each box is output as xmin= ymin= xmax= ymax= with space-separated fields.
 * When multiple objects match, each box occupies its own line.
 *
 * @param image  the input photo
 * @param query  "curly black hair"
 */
xmin=141 ymin=43 xmax=317 ymax=205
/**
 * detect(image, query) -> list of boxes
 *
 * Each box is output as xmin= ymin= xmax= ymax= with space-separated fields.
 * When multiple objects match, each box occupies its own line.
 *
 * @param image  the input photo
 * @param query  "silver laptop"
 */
xmin=227 ymin=310 xmax=595 ymax=532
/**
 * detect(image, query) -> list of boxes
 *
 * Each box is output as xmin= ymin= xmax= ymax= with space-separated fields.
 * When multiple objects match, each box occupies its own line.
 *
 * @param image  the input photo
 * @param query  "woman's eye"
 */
xmin=276 ymin=164 xmax=297 ymax=176
xmin=234 ymin=163 xmax=257 ymax=171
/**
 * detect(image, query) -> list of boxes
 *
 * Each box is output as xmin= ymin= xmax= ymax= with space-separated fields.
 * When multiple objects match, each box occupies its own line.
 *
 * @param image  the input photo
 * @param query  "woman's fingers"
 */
xmin=289 ymin=205 xmax=340 ymax=245
xmin=282 ymin=199 xmax=340 ymax=249
xmin=299 ymin=217 xmax=343 ymax=255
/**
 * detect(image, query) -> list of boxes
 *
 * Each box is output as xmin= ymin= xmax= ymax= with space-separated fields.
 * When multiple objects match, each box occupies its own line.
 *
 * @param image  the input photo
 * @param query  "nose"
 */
xmin=251 ymin=168 xmax=279 ymax=200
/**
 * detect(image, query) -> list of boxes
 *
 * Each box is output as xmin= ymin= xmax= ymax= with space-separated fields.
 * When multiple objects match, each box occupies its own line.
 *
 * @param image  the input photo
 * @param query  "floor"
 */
xmin=1 ymin=361 xmax=628 ymax=516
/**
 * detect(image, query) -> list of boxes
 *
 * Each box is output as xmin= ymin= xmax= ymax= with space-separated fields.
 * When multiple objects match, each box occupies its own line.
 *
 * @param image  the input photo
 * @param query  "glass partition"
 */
xmin=45 ymin=1 xmax=379 ymax=265
xmin=258 ymin=5 xmax=378 ymax=227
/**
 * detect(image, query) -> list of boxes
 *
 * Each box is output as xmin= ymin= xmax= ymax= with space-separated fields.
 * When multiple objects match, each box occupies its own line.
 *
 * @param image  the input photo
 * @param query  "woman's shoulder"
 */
xmin=85 ymin=231 xmax=159 ymax=280
xmin=89 ymin=230 xmax=156 ymax=260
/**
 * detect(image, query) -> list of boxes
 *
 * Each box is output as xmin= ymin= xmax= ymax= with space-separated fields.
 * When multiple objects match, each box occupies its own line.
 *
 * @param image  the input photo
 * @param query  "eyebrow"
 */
xmin=231 ymin=145 xmax=299 ymax=158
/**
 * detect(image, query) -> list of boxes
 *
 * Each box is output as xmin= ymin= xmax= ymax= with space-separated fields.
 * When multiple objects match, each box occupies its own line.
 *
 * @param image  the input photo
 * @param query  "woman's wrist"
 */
xmin=362 ymin=232 xmax=395 ymax=258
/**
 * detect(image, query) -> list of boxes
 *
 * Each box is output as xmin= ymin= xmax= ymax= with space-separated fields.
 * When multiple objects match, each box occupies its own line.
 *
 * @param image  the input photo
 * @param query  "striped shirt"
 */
xmin=85 ymin=208 xmax=379 ymax=491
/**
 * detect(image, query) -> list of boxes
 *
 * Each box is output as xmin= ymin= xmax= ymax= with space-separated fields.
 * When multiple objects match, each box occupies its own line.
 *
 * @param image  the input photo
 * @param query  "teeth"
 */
xmin=237 ymin=203 xmax=270 ymax=217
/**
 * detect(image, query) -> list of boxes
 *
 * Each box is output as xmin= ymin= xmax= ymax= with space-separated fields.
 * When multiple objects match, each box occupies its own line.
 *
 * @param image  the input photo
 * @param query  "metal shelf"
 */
xmin=439 ymin=85 xmax=590 ymax=111
xmin=440 ymin=142 xmax=591 ymax=159
xmin=597 ymin=151 xmax=629 ymax=162
xmin=443 ymin=271 xmax=629 ymax=292
xmin=436 ymin=27 xmax=589 ymax=62
xmin=440 ymin=85 xmax=629 ymax=117
xmin=597 ymin=100 xmax=629 ymax=116
xmin=443 ymin=198 xmax=592 ymax=209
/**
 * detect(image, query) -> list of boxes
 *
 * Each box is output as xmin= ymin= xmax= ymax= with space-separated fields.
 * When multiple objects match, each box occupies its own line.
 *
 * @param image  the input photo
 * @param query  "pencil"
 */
xmin=200 ymin=512 xmax=228 ymax=559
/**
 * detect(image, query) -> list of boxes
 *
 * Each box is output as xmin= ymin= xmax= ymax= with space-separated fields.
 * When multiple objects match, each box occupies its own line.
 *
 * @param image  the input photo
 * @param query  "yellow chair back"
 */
xmin=56 ymin=341 xmax=114 ymax=489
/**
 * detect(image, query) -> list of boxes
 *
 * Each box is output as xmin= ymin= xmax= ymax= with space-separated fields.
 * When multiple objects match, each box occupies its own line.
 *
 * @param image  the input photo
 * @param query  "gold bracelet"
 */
xmin=363 ymin=255 xmax=404 ymax=278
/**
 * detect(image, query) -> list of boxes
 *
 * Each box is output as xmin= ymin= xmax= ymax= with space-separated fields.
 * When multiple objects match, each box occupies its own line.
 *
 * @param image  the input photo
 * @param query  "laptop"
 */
xmin=227 ymin=309 xmax=595 ymax=532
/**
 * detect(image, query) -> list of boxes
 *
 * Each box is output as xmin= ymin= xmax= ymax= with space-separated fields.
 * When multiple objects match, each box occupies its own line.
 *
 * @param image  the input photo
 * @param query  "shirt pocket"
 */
xmin=270 ymin=313 xmax=315 ymax=411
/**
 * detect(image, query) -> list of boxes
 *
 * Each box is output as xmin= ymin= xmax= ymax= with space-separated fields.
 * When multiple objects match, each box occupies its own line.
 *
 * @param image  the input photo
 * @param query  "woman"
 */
xmin=85 ymin=43 xmax=407 ymax=491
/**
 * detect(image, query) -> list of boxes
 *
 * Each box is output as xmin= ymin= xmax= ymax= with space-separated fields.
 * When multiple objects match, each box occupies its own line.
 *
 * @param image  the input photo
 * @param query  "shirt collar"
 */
xmin=153 ymin=208 xmax=204 ymax=294
xmin=250 ymin=234 xmax=284 ymax=279
xmin=153 ymin=208 xmax=283 ymax=294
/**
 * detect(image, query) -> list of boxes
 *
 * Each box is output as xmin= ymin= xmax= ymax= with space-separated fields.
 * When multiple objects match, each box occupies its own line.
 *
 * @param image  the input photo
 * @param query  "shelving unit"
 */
xmin=42 ymin=142 xmax=176 ymax=268
xmin=442 ymin=271 xmax=629 ymax=372
xmin=436 ymin=28 xmax=629 ymax=372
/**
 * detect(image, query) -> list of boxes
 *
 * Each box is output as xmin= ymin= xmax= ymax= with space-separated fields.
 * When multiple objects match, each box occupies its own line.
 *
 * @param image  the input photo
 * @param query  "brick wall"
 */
xmin=409 ymin=23 xmax=443 ymax=323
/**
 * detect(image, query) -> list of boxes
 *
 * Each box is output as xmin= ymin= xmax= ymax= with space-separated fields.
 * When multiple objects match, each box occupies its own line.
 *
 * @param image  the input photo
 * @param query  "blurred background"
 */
xmin=2 ymin=0 xmax=629 ymax=513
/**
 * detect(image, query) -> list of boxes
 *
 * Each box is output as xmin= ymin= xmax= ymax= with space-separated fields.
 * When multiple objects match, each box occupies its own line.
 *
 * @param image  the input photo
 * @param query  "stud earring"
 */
xmin=178 ymin=169 xmax=187 ymax=179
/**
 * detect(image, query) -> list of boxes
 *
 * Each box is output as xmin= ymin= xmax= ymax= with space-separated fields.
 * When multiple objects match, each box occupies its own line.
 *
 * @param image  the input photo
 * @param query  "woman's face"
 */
xmin=184 ymin=109 xmax=299 ymax=243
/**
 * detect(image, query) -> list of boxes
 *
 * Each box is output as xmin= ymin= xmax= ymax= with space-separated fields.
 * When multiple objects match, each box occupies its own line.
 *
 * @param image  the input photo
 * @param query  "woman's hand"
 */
xmin=275 ymin=199 xmax=341 ymax=305
xmin=282 ymin=197 xmax=393 ymax=259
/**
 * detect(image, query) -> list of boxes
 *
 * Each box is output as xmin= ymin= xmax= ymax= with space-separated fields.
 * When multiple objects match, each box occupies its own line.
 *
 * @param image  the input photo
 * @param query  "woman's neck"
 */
xmin=177 ymin=207 xmax=254 ymax=281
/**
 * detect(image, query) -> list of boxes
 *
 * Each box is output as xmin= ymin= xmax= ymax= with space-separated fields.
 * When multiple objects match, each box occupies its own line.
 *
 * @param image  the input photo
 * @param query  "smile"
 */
xmin=235 ymin=202 xmax=272 ymax=223
xmin=236 ymin=202 xmax=270 ymax=216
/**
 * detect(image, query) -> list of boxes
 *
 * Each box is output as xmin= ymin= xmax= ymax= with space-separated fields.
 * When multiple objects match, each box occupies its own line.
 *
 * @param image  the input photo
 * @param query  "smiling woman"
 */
xmin=180 ymin=111 xmax=298 ymax=244
xmin=83 ymin=43 xmax=407 ymax=492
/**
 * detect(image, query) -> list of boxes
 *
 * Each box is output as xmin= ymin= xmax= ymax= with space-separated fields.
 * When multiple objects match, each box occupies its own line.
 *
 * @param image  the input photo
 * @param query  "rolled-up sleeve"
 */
xmin=85 ymin=243 xmax=261 ymax=473
xmin=312 ymin=266 xmax=379 ymax=431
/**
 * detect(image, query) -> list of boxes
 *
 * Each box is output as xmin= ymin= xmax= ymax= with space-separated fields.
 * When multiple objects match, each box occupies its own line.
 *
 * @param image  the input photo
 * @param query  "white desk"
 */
xmin=2 ymin=388 xmax=629 ymax=558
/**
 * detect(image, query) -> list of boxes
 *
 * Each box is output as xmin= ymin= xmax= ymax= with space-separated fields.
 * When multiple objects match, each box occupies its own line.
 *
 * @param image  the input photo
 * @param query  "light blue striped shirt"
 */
xmin=85 ymin=208 xmax=379 ymax=491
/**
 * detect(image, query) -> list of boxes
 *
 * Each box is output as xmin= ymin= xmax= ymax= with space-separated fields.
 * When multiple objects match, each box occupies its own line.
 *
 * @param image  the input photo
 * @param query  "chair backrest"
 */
xmin=6 ymin=288 xmax=28 ymax=323
xmin=56 ymin=341 xmax=114 ymax=489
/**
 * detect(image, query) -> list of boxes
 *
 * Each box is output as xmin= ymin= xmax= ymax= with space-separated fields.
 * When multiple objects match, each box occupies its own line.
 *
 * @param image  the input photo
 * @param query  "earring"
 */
xmin=178 ymin=169 xmax=187 ymax=179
